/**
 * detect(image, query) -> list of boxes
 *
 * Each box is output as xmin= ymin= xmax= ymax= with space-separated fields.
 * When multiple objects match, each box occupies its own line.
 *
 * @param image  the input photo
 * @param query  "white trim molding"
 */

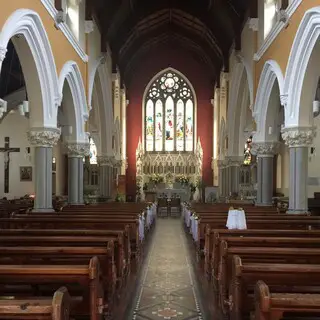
xmin=41 ymin=0 xmax=88 ymax=62
xmin=253 ymin=60 xmax=284 ymax=141
xmin=0 ymin=8 xmax=61 ymax=128
xmin=58 ymin=61 xmax=89 ymax=143
xmin=254 ymin=0 xmax=303 ymax=61
xmin=284 ymin=6 xmax=320 ymax=128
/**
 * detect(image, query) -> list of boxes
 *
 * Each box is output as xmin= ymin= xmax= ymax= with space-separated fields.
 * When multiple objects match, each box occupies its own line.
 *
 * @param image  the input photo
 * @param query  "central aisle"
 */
xmin=131 ymin=219 xmax=204 ymax=320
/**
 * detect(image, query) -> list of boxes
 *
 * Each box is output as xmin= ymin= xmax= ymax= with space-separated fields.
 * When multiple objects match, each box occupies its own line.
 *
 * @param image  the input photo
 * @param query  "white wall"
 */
xmin=0 ymin=112 xmax=34 ymax=199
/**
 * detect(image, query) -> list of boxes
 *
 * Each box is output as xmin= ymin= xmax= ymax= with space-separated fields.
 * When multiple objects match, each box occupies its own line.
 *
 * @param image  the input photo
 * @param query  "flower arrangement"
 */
xmin=175 ymin=175 xmax=190 ymax=186
xmin=149 ymin=174 xmax=164 ymax=185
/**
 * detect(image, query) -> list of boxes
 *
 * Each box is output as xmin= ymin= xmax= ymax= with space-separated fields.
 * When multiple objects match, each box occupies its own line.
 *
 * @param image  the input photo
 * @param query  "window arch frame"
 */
xmin=142 ymin=68 xmax=197 ymax=153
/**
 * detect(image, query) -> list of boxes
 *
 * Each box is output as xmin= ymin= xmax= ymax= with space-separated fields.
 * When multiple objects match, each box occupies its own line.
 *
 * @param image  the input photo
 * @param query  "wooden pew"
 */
xmin=217 ymin=241 xmax=320 ymax=314
xmin=0 ymin=257 xmax=104 ymax=320
xmin=0 ymin=286 xmax=71 ymax=320
xmin=0 ymin=244 xmax=116 ymax=304
xmin=0 ymin=217 xmax=142 ymax=262
xmin=229 ymin=256 xmax=320 ymax=320
xmin=254 ymin=280 xmax=320 ymax=320
xmin=207 ymin=229 xmax=320 ymax=280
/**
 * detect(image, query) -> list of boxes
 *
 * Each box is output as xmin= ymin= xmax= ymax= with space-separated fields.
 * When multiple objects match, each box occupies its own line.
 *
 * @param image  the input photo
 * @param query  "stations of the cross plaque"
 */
xmin=0 ymin=137 xmax=20 ymax=193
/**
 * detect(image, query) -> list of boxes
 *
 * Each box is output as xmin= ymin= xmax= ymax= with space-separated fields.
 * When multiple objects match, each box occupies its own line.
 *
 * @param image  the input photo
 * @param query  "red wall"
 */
xmin=126 ymin=47 xmax=214 ymax=197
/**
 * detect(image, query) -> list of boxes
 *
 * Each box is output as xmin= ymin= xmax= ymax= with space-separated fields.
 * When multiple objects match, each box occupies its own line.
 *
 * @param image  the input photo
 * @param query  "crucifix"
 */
xmin=0 ymin=137 xmax=20 ymax=193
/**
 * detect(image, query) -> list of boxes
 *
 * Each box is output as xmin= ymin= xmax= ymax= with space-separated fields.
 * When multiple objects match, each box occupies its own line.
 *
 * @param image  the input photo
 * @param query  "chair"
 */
xmin=169 ymin=197 xmax=181 ymax=217
xmin=157 ymin=198 xmax=168 ymax=217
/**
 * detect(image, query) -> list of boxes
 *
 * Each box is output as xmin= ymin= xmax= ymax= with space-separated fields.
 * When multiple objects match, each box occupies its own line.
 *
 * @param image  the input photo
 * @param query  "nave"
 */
xmin=127 ymin=218 xmax=205 ymax=320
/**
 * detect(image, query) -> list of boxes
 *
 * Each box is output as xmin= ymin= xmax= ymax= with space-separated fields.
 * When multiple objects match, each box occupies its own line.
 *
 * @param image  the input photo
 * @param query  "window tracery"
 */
xmin=144 ymin=70 xmax=194 ymax=152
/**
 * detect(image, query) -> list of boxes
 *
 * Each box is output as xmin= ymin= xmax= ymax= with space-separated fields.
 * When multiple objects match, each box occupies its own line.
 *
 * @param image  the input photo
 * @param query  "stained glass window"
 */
xmin=89 ymin=137 xmax=97 ymax=164
xmin=144 ymin=70 xmax=195 ymax=152
xmin=244 ymin=136 xmax=252 ymax=165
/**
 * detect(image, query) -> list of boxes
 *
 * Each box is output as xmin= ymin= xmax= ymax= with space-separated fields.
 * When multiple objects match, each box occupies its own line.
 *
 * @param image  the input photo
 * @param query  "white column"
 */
xmin=66 ymin=142 xmax=89 ymax=205
xmin=252 ymin=142 xmax=280 ymax=206
xmin=121 ymin=89 xmax=127 ymax=175
xmin=282 ymin=127 xmax=316 ymax=213
xmin=27 ymin=128 xmax=61 ymax=212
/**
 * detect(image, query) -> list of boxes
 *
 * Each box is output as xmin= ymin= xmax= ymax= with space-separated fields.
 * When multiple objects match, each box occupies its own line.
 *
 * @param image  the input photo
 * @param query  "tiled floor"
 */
xmin=131 ymin=218 xmax=204 ymax=320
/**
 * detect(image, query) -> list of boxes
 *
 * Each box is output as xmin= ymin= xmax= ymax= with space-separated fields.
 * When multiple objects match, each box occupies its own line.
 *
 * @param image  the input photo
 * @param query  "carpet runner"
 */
xmin=131 ymin=219 xmax=204 ymax=320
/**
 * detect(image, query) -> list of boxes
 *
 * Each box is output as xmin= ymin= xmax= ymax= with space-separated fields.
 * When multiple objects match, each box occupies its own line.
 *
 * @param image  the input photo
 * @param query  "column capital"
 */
xmin=226 ymin=156 xmax=243 ymax=166
xmin=27 ymin=127 xmax=61 ymax=147
xmin=281 ymin=126 xmax=316 ymax=147
xmin=66 ymin=142 xmax=90 ymax=157
xmin=251 ymin=141 xmax=280 ymax=156
xmin=98 ymin=155 xmax=115 ymax=166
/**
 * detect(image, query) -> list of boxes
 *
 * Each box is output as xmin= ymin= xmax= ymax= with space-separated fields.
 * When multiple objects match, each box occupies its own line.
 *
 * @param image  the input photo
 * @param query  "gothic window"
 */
xmin=89 ymin=137 xmax=97 ymax=165
xmin=144 ymin=70 xmax=195 ymax=152
xmin=244 ymin=136 xmax=252 ymax=165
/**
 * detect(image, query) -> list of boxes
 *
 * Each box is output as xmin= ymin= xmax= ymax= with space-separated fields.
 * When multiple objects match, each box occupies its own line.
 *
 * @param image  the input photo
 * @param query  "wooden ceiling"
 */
xmin=89 ymin=0 xmax=257 ymax=84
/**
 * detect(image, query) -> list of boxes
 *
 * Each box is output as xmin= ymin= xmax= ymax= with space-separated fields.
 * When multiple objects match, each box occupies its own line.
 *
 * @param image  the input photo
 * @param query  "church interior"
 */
xmin=1 ymin=0 xmax=320 ymax=319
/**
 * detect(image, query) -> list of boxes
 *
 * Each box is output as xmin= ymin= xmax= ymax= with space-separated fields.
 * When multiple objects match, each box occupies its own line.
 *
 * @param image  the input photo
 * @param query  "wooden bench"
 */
xmin=0 ymin=217 xmax=142 ymax=261
xmin=0 ymin=286 xmax=71 ymax=320
xmin=0 ymin=257 xmax=104 ymax=320
xmin=229 ymin=256 xmax=320 ymax=320
xmin=217 ymin=241 xmax=320 ymax=315
xmin=254 ymin=280 xmax=320 ymax=320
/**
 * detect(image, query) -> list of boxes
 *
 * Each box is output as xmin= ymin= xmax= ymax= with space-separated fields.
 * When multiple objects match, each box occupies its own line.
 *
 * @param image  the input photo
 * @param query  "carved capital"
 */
xmin=248 ymin=18 xmax=259 ymax=32
xmin=84 ymin=20 xmax=94 ymax=34
xmin=66 ymin=142 xmax=90 ymax=157
xmin=281 ymin=126 xmax=316 ymax=148
xmin=98 ymin=155 xmax=115 ymax=166
xmin=251 ymin=141 xmax=280 ymax=156
xmin=0 ymin=46 xmax=7 ymax=62
xmin=27 ymin=127 xmax=61 ymax=147
xmin=280 ymin=94 xmax=288 ymax=107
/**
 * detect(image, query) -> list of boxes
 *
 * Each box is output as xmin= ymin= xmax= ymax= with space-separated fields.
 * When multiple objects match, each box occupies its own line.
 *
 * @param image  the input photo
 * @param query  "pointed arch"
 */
xmin=0 ymin=9 xmax=60 ymax=128
xmin=58 ymin=61 xmax=89 ymax=143
xmin=253 ymin=60 xmax=284 ymax=141
xmin=284 ymin=6 xmax=320 ymax=127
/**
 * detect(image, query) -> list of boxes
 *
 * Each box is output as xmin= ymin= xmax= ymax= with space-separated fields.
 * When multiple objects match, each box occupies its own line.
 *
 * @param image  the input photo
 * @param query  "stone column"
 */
xmin=252 ymin=142 xmax=280 ymax=206
xmin=217 ymin=160 xmax=223 ymax=197
xmin=27 ymin=128 xmax=61 ymax=212
xmin=282 ymin=127 xmax=316 ymax=213
xmin=66 ymin=143 xmax=89 ymax=205
xmin=98 ymin=156 xmax=114 ymax=199
xmin=228 ymin=157 xmax=243 ymax=195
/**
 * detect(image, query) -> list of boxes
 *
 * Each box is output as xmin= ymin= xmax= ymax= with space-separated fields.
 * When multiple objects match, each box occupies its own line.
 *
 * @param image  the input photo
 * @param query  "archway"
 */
xmin=57 ymin=61 xmax=89 ymax=204
xmin=0 ymin=9 xmax=60 ymax=209
xmin=253 ymin=60 xmax=285 ymax=205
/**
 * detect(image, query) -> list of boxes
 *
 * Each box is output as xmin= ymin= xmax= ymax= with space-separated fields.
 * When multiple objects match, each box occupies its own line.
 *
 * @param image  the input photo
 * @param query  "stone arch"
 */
xmin=58 ymin=61 xmax=89 ymax=143
xmin=0 ymin=9 xmax=60 ymax=128
xmin=284 ymin=6 xmax=320 ymax=127
xmin=227 ymin=60 xmax=251 ymax=156
xmin=253 ymin=60 xmax=284 ymax=142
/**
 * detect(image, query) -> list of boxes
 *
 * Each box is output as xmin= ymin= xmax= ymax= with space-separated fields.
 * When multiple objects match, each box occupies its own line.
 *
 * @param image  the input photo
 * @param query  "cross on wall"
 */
xmin=0 ymin=137 xmax=20 ymax=193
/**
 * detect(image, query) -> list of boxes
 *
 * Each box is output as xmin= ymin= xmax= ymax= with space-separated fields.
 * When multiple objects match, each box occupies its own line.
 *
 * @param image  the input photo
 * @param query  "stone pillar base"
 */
xmin=32 ymin=208 xmax=55 ymax=213
xmin=255 ymin=202 xmax=273 ymax=207
xmin=286 ymin=209 xmax=309 ymax=214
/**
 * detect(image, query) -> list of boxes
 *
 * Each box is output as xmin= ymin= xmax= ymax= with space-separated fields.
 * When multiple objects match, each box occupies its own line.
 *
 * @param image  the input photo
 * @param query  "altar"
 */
xmin=157 ymin=188 xmax=189 ymax=202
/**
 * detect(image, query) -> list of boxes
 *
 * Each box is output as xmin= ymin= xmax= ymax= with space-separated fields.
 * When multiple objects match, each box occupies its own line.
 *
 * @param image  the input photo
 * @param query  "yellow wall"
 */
xmin=0 ymin=0 xmax=86 ymax=87
xmin=255 ymin=0 xmax=320 ymax=94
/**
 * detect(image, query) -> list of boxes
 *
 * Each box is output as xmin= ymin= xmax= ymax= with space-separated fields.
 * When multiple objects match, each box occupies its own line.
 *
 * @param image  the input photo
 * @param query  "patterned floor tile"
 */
xmin=130 ymin=219 xmax=203 ymax=320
